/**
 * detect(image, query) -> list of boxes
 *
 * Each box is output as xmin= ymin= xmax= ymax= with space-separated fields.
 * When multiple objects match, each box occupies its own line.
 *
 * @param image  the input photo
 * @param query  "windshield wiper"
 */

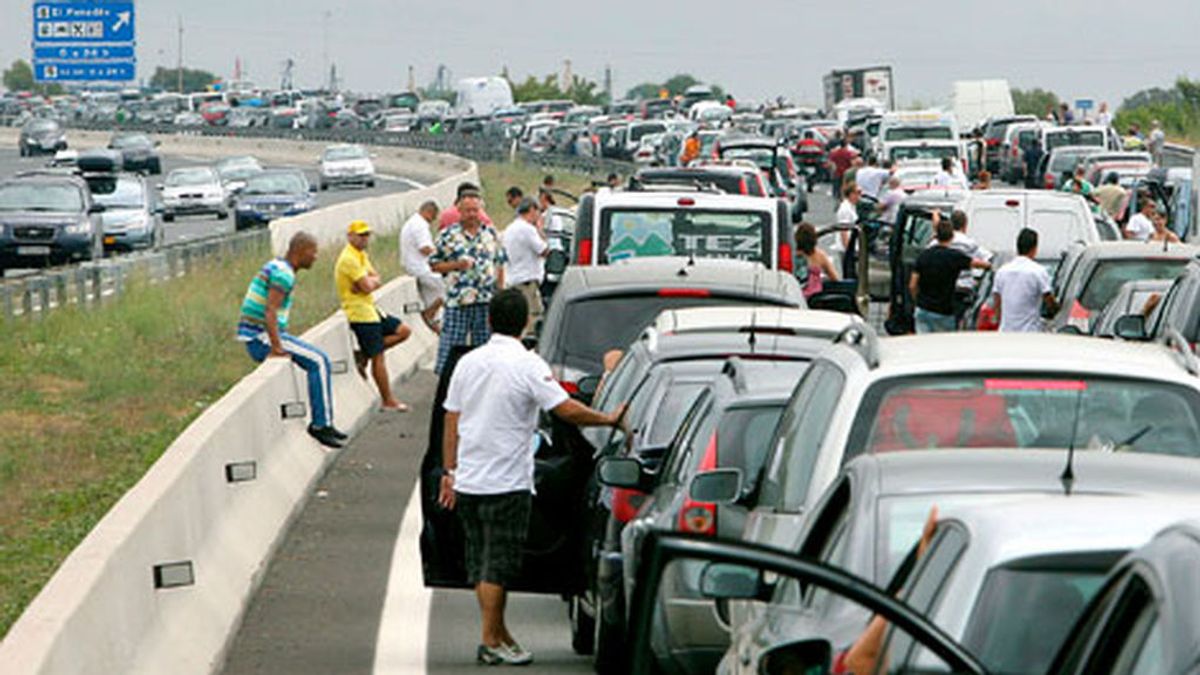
xmin=1116 ymin=425 xmax=1153 ymax=450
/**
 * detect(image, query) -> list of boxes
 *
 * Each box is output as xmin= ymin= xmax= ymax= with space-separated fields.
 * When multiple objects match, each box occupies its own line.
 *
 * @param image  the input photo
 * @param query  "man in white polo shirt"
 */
xmin=437 ymin=289 xmax=624 ymax=666
xmin=501 ymin=198 xmax=549 ymax=328
xmin=993 ymin=228 xmax=1059 ymax=332
xmin=400 ymin=200 xmax=443 ymax=332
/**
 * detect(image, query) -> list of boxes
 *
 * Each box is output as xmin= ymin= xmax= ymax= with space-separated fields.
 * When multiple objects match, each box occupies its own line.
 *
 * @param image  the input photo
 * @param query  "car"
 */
xmin=741 ymin=327 xmax=1200 ymax=563
xmin=1115 ymin=259 xmax=1200 ymax=344
xmin=233 ymin=169 xmax=316 ymax=231
xmin=580 ymin=309 xmax=858 ymax=668
xmin=874 ymin=494 xmax=1200 ymax=674
xmin=980 ymin=114 xmax=1037 ymax=173
xmin=1048 ymin=520 xmax=1200 ymax=674
xmin=618 ymin=121 xmax=669 ymax=160
xmin=159 ymin=167 xmax=229 ymax=221
xmin=0 ymin=173 xmax=104 ymax=272
xmin=1091 ymin=278 xmax=1173 ymax=338
xmin=214 ymin=156 xmax=264 ymax=194
xmin=1081 ymin=151 xmax=1153 ymax=185
xmin=18 ymin=118 xmax=67 ymax=157
xmin=634 ymin=165 xmax=768 ymax=197
xmin=108 ymin=132 xmax=161 ymax=175
xmin=883 ymin=139 xmax=963 ymax=168
xmin=602 ymin=357 xmax=809 ymax=674
xmin=1039 ymin=145 xmax=1104 ymax=190
xmin=716 ymin=137 xmax=804 ymax=210
xmin=884 ymin=190 xmax=972 ymax=334
xmin=380 ymin=110 xmax=417 ymax=133
xmin=537 ymin=257 xmax=804 ymax=391
xmin=718 ymin=450 xmax=1200 ymax=675
xmin=571 ymin=187 xmax=794 ymax=272
xmin=1041 ymin=124 xmax=1119 ymax=155
xmin=1046 ymin=241 xmax=1198 ymax=334
xmin=998 ymin=120 xmax=1049 ymax=184
xmin=318 ymin=144 xmax=375 ymax=190
xmin=86 ymin=172 xmax=164 ymax=253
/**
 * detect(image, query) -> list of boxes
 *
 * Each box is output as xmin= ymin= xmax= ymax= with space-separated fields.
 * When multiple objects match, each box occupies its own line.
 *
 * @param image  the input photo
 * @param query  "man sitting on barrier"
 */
xmin=236 ymin=231 xmax=347 ymax=449
xmin=337 ymin=219 xmax=413 ymax=412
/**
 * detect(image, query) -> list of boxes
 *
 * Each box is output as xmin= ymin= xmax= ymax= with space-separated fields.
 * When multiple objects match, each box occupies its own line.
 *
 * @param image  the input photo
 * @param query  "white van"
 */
xmin=453 ymin=77 xmax=514 ymax=116
xmin=961 ymin=190 xmax=1100 ymax=270
xmin=952 ymin=79 xmax=1015 ymax=132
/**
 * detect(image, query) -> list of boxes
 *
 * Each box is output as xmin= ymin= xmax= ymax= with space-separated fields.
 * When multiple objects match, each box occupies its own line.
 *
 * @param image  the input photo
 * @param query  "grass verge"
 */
xmin=0 ymin=160 xmax=596 ymax=638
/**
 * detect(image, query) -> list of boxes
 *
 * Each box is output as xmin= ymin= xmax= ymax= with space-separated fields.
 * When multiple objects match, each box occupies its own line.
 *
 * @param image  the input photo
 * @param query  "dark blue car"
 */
xmin=233 ymin=170 xmax=316 ymax=231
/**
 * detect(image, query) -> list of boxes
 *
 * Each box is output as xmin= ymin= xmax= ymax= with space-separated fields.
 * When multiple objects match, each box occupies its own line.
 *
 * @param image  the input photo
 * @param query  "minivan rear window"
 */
xmin=1046 ymin=130 xmax=1105 ymax=151
xmin=884 ymin=127 xmax=954 ymax=142
xmin=598 ymin=208 xmax=770 ymax=265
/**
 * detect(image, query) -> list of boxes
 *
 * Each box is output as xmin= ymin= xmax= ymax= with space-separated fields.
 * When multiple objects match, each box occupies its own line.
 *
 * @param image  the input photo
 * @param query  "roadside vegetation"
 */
xmin=0 ymin=158 xmax=603 ymax=637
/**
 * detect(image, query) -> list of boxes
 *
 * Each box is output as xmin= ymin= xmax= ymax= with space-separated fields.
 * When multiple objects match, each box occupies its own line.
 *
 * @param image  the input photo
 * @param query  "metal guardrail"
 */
xmin=1 ymin=228 xmax=268 ymax=320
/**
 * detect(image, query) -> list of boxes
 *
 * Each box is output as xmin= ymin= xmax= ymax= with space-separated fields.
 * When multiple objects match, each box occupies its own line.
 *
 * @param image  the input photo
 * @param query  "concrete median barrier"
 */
xmin=0 ymin=274 xmax=436 ymax=672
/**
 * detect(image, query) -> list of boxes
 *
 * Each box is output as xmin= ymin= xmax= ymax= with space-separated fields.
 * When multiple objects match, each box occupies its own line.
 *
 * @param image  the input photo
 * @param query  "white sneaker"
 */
xmin=476 ymin=643 xmax=533 ymax=666
xmin=501 ymin=642 xmax=533 ymax=666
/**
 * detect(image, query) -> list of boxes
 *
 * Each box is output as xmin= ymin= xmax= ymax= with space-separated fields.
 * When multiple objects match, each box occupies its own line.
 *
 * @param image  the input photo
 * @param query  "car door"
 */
xmin=1052 ymin=569 xmax=1167 ymax=675
xmin=419 ymin=344 xmax=598 ymax=595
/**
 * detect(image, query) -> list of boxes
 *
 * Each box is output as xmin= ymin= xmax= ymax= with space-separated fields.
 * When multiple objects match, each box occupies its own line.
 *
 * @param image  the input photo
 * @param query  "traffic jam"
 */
xmin=411 ymin=76 xmax=1200 ymax=673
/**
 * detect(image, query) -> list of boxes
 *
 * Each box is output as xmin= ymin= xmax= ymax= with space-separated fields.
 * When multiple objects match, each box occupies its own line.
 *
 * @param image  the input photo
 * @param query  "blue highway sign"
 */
xmin=32 ymin=1 xmax=136 ymax=83
xmin=33 ymin=1 xmax=135 ymax=43
xmin=34 ymin=45 xmax=135 ymax=60
xmin=37 ymin=62 xmax=135 ymax=82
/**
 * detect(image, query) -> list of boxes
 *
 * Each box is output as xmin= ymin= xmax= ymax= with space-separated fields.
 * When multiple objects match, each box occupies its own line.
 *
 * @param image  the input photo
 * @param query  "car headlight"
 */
xmin=64 ymin=220 xmax=92 ymax=235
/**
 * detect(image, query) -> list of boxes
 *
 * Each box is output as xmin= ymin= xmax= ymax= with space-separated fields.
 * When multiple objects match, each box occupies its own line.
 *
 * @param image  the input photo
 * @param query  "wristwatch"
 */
xmin=444 ymin=468 xmax=456 ymax=478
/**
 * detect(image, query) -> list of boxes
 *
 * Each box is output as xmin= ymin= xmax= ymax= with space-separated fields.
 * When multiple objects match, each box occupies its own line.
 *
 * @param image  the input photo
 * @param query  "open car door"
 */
xmin=626 ymin=532 xmax=988 ymax=675
xmin=419 ymin=345 xmax=598 ymax=595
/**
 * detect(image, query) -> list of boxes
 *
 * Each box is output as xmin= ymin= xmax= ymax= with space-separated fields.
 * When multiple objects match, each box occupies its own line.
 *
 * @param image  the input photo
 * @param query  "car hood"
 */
xmin=100 ymin=208 xmax=149 ymax=227
xmin=162 ymin=184 xmax=222 ymax=197
xmin=240 ymin=193 xmax=309 ymax=206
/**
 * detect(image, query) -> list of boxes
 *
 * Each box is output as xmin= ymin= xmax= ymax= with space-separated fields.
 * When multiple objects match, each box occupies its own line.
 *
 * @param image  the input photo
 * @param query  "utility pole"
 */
xmin=176 ymin=15 xmax=184 ymax=93
xmin=604 ymin=64 xmax=612 ymax=103
xmin=562 ymin=58 xmax=572 ymax=93
xmin=407 ymin=65 xmax=415 ymax=92
xmin=322 ymin=10 xmax=331 ymax=92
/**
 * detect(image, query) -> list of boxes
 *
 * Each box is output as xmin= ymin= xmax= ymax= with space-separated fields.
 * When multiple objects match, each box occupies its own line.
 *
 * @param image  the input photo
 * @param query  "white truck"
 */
xmin=952 ymin=80 xmax=1015 ymax=133
xmin=453 ymin=77 xmax=514 ymax=116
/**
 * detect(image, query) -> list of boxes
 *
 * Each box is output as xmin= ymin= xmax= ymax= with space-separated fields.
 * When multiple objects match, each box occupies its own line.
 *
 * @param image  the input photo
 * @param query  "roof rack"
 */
xmin=833 ymin=323 xmax=880 ymax=369
xmin=1162 ymin=328 xmax=1199 ymax=376
xmin=722 ymin=356 xmax=749 ymax=393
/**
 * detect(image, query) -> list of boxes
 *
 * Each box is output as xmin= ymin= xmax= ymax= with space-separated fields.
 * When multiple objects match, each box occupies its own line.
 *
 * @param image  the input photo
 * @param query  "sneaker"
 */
xmin=330 ymin=427 xmax=349 ymax=441
xmin=307 ymin=425 xmax=345 ymax=449
xmin=476 ymin=643 xmax=533 ymax=666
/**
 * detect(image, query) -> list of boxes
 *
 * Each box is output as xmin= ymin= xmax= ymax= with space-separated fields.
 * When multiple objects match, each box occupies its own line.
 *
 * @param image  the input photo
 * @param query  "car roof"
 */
xmin=1071 ymin=241 xmax=1200 ymax=263
xmin=652 ymin=307 xmax=860 ymax=338
xmin=857 ymin=332 xmax=1192 ymax=381
xmin=558 ymin=257 xmax=800 ymax=299
xmin=862 ymin=450 xmax=1200 ymax=498
xmin=940 ymin=493 xmax=1200 ymax=569
xmin=1 ymin=172 xmax=87 ymax=188
xmin=591 ymin=188 xmax=777 ymax=209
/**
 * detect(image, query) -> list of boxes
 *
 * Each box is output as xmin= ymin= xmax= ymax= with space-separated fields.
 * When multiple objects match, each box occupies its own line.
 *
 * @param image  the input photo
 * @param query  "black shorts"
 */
xmin=349 ymin=314 xmax=402 ymax=358
xmin=456 ymin=490 xmax=531 ymax=587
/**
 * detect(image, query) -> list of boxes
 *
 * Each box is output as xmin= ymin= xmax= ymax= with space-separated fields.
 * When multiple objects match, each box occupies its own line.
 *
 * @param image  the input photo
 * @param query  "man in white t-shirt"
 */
xmin=932 ymin=156 xmax=969 ymax=190
xmin=993 ymin=228 xmax=1059 ymax=332
xmin=879 ymin=176 xmax=906 ymax=225
xmin=438 ymin=290 xmax=623 ymax=666
xmin=501 ymin=198 xmax=549 ymax=327
xmin=827 ymin=181 xmax=861 ymax=272
xmin=400 ymin=200 xmax=444 ymax=331
xmin=1124 ymin=196 xmax=1156 ymax=241
xmin=855 ymin=156 xmax=889 ymax=199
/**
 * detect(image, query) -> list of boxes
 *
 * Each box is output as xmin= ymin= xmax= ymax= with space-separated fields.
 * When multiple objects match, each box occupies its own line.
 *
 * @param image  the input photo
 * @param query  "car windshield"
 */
xmin=962 ymin=563 xmax=1111 ymax=674
xmin=891 ymin=146 xmax=959 ymax=162
xmin=598 ymin=208 xmax=770 ymax=265
xmin=167 ymin=169 xmax=215 ymax=187
xmin=1046 ymin=131 xmax=1105 ymax=150
xmin=1078 ymin=259 xmax=1189 ymax=311
xmin=324 ymin=146 xmax=367 ymax=161
xmin=1050 ymin=151 xmax=1095 ymax=173
xmin=722 ymin=148 xmax=774 ymax=171
xmin=0 ymin=183 xmax=83 ymax=212
xmin=92 ymin=178 xmax=145 ymax=209
xmin=847 ymin=374 xmax=1200 ymax=458
xmin=243 ymin=173 xmax=306 ymax=195
xmin=885 ymin=127 xmax=954 ymax=142
xmin=111 ymin=134 xmax=150 ymax=149
xmin=558 ymin=294 xmax=784 ymax=373
xmin=629 ymin=124 xmax=666 ymax=142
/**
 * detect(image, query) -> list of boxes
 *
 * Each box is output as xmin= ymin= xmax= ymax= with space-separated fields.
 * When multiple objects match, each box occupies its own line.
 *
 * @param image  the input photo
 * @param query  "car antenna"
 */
xmin=747 ymin=273 xmax=760 ymax=352
xmin=1060 ymin=386 xmax=1085 ymax=496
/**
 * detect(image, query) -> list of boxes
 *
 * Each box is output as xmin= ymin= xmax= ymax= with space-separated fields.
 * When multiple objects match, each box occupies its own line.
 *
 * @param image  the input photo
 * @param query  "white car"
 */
xmin=159 ymin=166 xmax=229 ymax=221
xmin=318 ymin=144 xmax=376 ymax=191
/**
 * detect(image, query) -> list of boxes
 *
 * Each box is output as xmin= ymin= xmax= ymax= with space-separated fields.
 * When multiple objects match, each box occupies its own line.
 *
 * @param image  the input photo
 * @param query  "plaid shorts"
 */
xmin=436 ymin=302 xmax=490 ymax=374
xmin=456 ymin=490 xmax=531 ymax=587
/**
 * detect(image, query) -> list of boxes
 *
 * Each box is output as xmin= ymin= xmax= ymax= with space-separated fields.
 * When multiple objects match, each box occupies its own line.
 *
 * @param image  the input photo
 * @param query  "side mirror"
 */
xmin=87 ymin=203 xmax=106 ymax=214
xmin=699 ymin=562 xmax=770 ymax=600
xmin=575 ymin=374 xmax=601 ymax=400
xmin=758 ymin=641 xmax=833 ymax=675
xmin=1114 ymin=314 xmax=1149 ymax=341
xmin=689 ymin=468 xmax=744 ymax=504
xmin=545 ymin=249 xmax=569 ymax=275
xmin=309 ymin=184 xmax=318 ymax=193
xmin=597 ymin=457 xmax=646 ymax=489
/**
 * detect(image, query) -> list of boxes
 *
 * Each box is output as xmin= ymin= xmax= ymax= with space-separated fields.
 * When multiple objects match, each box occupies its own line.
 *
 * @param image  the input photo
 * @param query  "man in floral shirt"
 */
xmin=430 ymin=191 xmax=507 ymax=373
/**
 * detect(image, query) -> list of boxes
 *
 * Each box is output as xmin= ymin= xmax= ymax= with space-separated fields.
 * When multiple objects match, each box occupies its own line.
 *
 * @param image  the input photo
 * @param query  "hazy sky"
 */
xmin=6 ymin=0 xmax=1200 ymax=108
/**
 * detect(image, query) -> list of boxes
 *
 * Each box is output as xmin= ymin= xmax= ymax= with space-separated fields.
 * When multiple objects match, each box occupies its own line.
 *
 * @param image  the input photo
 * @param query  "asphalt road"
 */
xmin=217 ymin=189 xmax=844 ymax=675
xmin=0 ymin=143 xmax=415 ymax=277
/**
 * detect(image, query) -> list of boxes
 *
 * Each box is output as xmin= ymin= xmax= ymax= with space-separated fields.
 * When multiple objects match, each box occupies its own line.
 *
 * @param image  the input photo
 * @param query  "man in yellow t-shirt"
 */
xmin=336 ymin=220 xmax=412 ymax=412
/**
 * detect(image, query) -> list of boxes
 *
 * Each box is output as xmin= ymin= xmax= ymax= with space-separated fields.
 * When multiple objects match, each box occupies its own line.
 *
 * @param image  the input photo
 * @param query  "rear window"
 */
xmin=962 ymin=563 xmax=1112 ymax=674
xmin=598 ymin=208 xmax=771 ymax=265
xmin=847 ymin=374 xmax=1200 ymax=458
xmin=884 ymin=127 xmax=954 ymax=142
xmin=1046 ymin=131 xmax=1105 ymax=150
xmin=557 ymin=294 xmax=781 ymax=373
xmin=629 ymin=124 xmax=666 ymax=142
xmin=889 ymin=145 xmax=960 ymax=162
xmin=1079 ymin=259 xmax=1189 ymax=311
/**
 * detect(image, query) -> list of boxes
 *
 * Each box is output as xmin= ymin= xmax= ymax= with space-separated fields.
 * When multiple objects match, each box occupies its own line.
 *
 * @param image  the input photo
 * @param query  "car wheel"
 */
xmin=149 ymin=160 xmax=162 ymax=175
xmin=366 ymin=180 xmax=376 ymax=188
xmin=217 ymin=209 xmax=229 ymax=220
xmin=163 ymin=212 xmax=175 ymax=222
xmin=18 ymin=145 xmax=26 ymax=157
xmin=568 ymin=594 xmax=595 ymax=656
xmin=319 ymin=182 xmax=328 ymax=191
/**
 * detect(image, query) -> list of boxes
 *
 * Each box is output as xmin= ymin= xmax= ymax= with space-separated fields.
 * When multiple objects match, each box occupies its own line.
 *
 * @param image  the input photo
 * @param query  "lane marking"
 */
xmin=377 ymin=174 xmax=426 ymax=190
xmin=372 ymin=483 xmax=432 ymax=674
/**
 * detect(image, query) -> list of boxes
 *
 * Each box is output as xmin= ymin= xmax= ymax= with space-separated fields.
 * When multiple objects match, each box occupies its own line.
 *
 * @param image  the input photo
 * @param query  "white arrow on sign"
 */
xmin=112 ymin=11 xmax=130 ymax=33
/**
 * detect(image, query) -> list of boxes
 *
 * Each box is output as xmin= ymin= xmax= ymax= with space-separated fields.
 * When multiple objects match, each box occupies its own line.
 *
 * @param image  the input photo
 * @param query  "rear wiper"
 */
xmin=1115 ymin=425 xmax=1153 ymax=451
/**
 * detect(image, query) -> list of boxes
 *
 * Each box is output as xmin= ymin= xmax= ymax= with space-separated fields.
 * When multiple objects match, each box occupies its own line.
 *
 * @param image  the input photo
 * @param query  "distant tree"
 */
xmin=509 ymin=72 xmax=607 ymax=105
xmin=1115 ymin=77 xmax=1200 ymax=142
xmin=1011 ymin=87 xmax=1060 ymax=118
xmin=623 ymin=74 xmax=725 ymax=101
xmin=148 ymin=66 xmax=219 ymax=94
xmin=3 ymin=60 xmax=35 ymax=92
xmin=662 ymin=74 xmax=700 ymax=96
xmin=624 ymin=82 xmax=662 ymax=101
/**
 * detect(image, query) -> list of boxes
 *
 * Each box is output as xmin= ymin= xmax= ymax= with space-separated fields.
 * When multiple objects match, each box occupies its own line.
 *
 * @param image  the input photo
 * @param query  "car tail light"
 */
xmin=558 ymin=380 xmax=579 ymax=394
xmin=576 ymin=238 xmax=593 ymax=265
xmin=658 ymin=288 xmax=711 ymax=298
xmin=739 ymin=178 xmax=748 ymax=195
xmin=1067 ymin=300 xmax=1090 ymax=332
xmin=986 ymin=138 xmax=1001 ymax=147
xmin=678 ymin=197 xmax=695 ymax=206
xmin=779 ymin=242 xmax=794 ymax=272
xmin=678 ymin=432 xmax=719 ymax=536
xmin=976 ymin=302 xmax=999 ymax=331
xmin=612 ymin=487 xmax=647 ymax=523
xmin=1045 ymin=174 xmax=1055 ymax=189
xmin=756 ymin=174 xmax=768 ymax=195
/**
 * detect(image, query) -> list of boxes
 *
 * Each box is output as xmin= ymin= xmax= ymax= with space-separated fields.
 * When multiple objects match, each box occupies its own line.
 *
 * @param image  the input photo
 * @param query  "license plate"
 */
xmin=104 ymin=236 xmax=117 ymax=245
xmin=17 ymin=246 xmax=51 ymax=256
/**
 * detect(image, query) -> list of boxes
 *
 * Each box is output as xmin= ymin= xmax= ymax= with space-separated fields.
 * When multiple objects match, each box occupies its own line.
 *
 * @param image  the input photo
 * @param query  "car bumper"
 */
xmin=164 ymin=198 xmax=225 ymax=214
xmin=0 ymin=235 xmax=93 ymax=266
xmin=103 ymin=229 xmax=154 ymax=251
